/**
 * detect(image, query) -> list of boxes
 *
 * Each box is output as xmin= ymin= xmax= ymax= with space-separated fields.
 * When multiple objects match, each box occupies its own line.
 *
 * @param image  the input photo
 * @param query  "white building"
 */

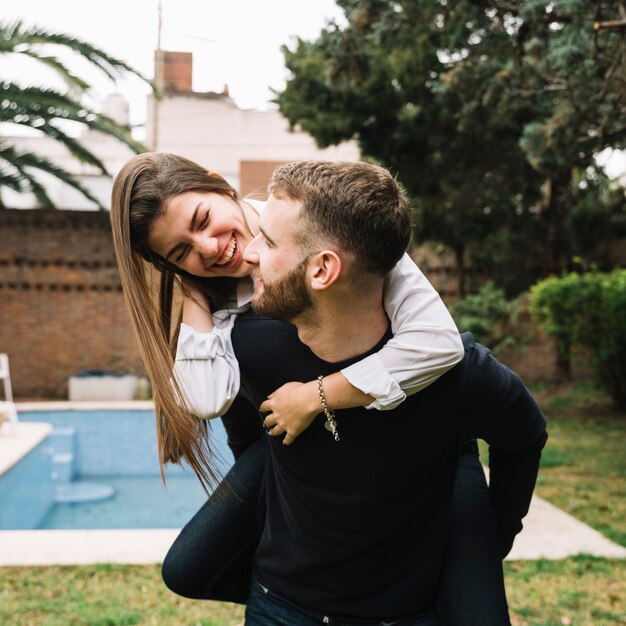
xmin=147 ymin=51 xmax=358 ymax=195
xmin=3 ymin=50 xmax=358 ymax=210
xmin=3 ymin=93 xmax=136 ymax=210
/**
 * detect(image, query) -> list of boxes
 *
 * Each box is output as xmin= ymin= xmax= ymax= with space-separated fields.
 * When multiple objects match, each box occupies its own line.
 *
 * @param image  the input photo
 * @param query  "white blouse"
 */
xmin=174 ymin=204 xmax=464 ymax=419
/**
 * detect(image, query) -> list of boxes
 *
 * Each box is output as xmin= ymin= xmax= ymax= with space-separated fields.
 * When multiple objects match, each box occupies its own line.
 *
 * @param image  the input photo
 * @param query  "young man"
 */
xmin=227 ymin=161 xmax=547 ymax=625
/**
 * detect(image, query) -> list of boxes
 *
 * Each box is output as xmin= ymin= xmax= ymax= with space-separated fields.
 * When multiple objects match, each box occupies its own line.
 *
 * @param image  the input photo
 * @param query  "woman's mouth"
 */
xmin=214 ymin=236 xmax=237 ymax=267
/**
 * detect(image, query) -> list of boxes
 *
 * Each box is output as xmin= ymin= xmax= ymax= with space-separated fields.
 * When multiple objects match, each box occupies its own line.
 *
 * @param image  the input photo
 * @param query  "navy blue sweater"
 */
xmin=229 ymin=312 xmax=547 ymax=619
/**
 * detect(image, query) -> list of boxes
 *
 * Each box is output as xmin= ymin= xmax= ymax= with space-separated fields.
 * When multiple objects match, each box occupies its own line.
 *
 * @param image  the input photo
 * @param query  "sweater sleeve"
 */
xmin=340 ymin=253 xmax=464 ymax=410
xmin=460 ymin=334 xmax=548 ymax=557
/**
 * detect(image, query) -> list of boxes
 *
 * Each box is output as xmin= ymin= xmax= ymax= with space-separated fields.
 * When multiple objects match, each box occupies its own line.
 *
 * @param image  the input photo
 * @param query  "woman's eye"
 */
xmin=198 ymin=209 xmax=210 ymax=229
xmin=175 ymin=246 xmax=189 ymax=263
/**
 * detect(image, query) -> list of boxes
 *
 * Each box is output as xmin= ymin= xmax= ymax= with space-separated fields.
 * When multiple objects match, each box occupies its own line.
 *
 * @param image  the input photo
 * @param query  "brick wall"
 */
xmin=1 ymin=208 xmax=605 ymax=399
xmin=0 ymin=210 xmax=144 ymax=399
xmin=239 ymin=160 xmax=289 ymax=198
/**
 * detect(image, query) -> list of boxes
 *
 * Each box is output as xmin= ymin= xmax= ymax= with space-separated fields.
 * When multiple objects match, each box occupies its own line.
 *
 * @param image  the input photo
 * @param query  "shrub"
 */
xmin=529 ymin=269 xmax=626 ymax=410
xmin=528 ymin=273 xmax=597 ymax=378
xmin=450 ymin=282 xmax=529 ymax=354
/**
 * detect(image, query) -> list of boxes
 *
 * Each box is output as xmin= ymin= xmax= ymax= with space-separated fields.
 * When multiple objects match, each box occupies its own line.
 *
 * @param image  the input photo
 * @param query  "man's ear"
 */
xmin=309 ymin=250 xmax=342 ymax=291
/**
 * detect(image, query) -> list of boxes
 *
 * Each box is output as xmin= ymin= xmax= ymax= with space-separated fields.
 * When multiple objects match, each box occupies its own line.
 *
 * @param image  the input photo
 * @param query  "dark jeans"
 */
xmin=162 ymin=436 xmax=265 ymax=602
xmin=162 ymin=430 xmax=510 ymax=625
xmin=245 ymin=579 xmax=441 ymax=626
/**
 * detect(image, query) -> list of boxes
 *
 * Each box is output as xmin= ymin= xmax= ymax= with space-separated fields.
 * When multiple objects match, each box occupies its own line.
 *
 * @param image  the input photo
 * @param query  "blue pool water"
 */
xmin=1 ymin=408 xmax=235 ymax=530
xmin=38 ymin=475 xmax=208 ymax=529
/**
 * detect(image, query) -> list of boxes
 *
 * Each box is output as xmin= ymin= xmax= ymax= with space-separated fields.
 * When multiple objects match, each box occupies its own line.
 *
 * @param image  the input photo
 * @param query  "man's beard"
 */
xmin=252 ymin=257 xmax=312 ymax=322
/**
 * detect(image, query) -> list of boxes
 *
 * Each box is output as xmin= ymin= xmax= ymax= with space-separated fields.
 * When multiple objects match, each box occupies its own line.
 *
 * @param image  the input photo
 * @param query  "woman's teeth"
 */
xmin=215 ymin=236 xmax=237 ymax=266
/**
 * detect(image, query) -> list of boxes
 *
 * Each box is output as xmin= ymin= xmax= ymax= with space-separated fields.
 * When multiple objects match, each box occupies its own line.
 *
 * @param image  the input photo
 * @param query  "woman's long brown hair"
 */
xmin=110 ymin=152 xmax=249 ymax=492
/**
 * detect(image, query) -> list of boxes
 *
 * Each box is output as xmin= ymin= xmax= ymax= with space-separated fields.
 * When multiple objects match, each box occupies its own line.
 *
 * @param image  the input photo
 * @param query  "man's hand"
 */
xmin=260 ymin=381 xmax=320 ymax=445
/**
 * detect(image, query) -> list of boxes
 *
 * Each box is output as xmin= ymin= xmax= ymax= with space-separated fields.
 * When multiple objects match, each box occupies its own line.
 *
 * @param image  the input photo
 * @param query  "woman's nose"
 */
xmin=193 ymin=235 xmax=219 ymax=258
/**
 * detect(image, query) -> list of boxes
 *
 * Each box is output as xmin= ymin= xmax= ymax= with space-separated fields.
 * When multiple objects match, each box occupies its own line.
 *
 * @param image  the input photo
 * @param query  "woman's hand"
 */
xmin=260 ymin=381 xmax=320 ymax=445
xmin=260 ymin=373 xmax=374 ymax=445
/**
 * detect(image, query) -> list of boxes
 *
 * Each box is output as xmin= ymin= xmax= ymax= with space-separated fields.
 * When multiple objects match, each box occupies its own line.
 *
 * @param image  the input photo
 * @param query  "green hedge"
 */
xmin=529 ymin=269 xmax=626 ymax=410
xmin=449 ymin=282 xmax=528 ymax=355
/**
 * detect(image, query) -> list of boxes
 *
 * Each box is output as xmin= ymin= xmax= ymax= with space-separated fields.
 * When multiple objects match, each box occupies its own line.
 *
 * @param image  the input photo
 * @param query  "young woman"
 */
xmin=110 ymin=152 xmax=511 ymax=625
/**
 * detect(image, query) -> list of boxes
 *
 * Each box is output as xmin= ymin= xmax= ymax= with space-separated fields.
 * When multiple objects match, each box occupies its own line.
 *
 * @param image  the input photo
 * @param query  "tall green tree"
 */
xmin=0 ymin=20 xmax=153 ymax=209
xmin=276 ymin=0 xmax=626 ymax=296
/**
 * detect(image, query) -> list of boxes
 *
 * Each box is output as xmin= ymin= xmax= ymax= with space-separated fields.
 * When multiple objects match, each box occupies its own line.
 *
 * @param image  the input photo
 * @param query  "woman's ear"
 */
xmin=309 ymin=250 xmax=342 ymax=291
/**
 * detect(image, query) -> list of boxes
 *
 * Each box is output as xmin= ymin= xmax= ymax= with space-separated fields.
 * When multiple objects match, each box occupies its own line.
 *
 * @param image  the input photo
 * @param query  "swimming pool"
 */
xmin=0 ymin=405 xmax=234 ymax=530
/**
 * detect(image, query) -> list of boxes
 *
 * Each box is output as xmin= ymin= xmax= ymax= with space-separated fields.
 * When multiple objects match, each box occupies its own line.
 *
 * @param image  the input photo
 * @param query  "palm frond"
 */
xmin=0 ymin=165 xmax=26 ymax=193
xmin=0 ymin=147 xmax=55 ymax=207
xmin=0 ymin=20 xmax=154 ymax=209
xmin=10 ymin=165 xmax=54 ymax=208
xmin=0 ymin=81 xmax=93 ymax=121
xmin=38 ymin=122 xmax=109 ymax=174
xmin=0 ymin=82 xmax=147 ymax=166
xmin=0 ymin=142 xmax=105 ymax=209
xmin=0 ymin=20 xmax=153 ymax=87
xmin=86 ymin=113 xmax=147 ymax=153
xmin=25 ymin=53 xmax=92 ymax=92
xmin=0 ymin=167 xmax=24 ymax=209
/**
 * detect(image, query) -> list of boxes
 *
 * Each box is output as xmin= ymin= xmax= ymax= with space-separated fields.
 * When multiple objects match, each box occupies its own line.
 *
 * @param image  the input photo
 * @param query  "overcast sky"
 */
xmin=3 ymin=1 xmax=625 ymax=176
xmin=3 ymin=0 xmax=346 ymax=127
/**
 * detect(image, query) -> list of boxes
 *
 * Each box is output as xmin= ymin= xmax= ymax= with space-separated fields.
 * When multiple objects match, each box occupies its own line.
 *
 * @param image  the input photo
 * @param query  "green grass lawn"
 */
xmin=1 ymin=380 xmax=625 ymax=626
xmin=0 ymin=563 xmax=245 ymax=626
xmin=1 ymin=558 xmax=624 ymax=626
xmin=478 ymin=379 xmax=626 ymax=548
xmin=531 ymin=380 xmax=626 ymax=549
xmin=505 ymin=557 xmax=626 ymax=626
xmin=505 ymin=379 xmax=626 ymax=626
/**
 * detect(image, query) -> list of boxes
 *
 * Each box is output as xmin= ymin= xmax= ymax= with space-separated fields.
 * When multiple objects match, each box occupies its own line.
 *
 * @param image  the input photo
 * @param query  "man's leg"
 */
xmin=437 ymin=444 xmax=511 ymax=625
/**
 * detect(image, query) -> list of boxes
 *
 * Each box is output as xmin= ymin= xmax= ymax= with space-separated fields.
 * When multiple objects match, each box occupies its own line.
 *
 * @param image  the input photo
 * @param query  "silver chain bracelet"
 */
xmin=317 ymin=375 xmax=340 ymax=442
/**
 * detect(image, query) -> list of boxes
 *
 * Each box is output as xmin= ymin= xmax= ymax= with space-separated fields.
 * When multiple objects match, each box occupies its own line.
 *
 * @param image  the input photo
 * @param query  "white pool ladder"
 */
xmin=0 ymin=353 xmax=19 ymax=435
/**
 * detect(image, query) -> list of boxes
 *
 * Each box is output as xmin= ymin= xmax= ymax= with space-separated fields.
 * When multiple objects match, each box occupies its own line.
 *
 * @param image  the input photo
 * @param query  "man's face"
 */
xmin=244 ymin=193 xmax=313 ymax=321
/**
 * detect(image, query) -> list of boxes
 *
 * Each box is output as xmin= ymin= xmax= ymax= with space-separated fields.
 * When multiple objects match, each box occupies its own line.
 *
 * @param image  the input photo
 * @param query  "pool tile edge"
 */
xmin=16 ymin=401 xmax=155 ymax=412
xmin=0 ymin=422 xmax=53 ymax=475
xmin=0 ymin=529 xmax=180 ymax=565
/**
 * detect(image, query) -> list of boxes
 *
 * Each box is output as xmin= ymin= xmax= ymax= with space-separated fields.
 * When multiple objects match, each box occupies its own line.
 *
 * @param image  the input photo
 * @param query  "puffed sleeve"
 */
xmin=340 ymin=253 xmax=464 ymax=410
xmin=173 ymin=315 xmax=241 ymax=419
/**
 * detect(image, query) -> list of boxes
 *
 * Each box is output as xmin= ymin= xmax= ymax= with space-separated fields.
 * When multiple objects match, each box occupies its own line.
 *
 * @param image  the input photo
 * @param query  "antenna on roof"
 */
xmin=151 ymin=0 xmax=163 ymax=150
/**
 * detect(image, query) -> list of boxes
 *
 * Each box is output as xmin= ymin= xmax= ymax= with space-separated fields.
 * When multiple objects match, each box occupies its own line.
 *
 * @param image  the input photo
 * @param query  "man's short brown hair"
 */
xmin=268 ymin=161 xmax=412 ymax=276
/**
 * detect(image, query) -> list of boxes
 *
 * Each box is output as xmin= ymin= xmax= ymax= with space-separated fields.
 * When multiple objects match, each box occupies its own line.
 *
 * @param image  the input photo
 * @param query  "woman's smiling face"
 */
xmin=147 ymin=190 xmax=257 ymax=278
